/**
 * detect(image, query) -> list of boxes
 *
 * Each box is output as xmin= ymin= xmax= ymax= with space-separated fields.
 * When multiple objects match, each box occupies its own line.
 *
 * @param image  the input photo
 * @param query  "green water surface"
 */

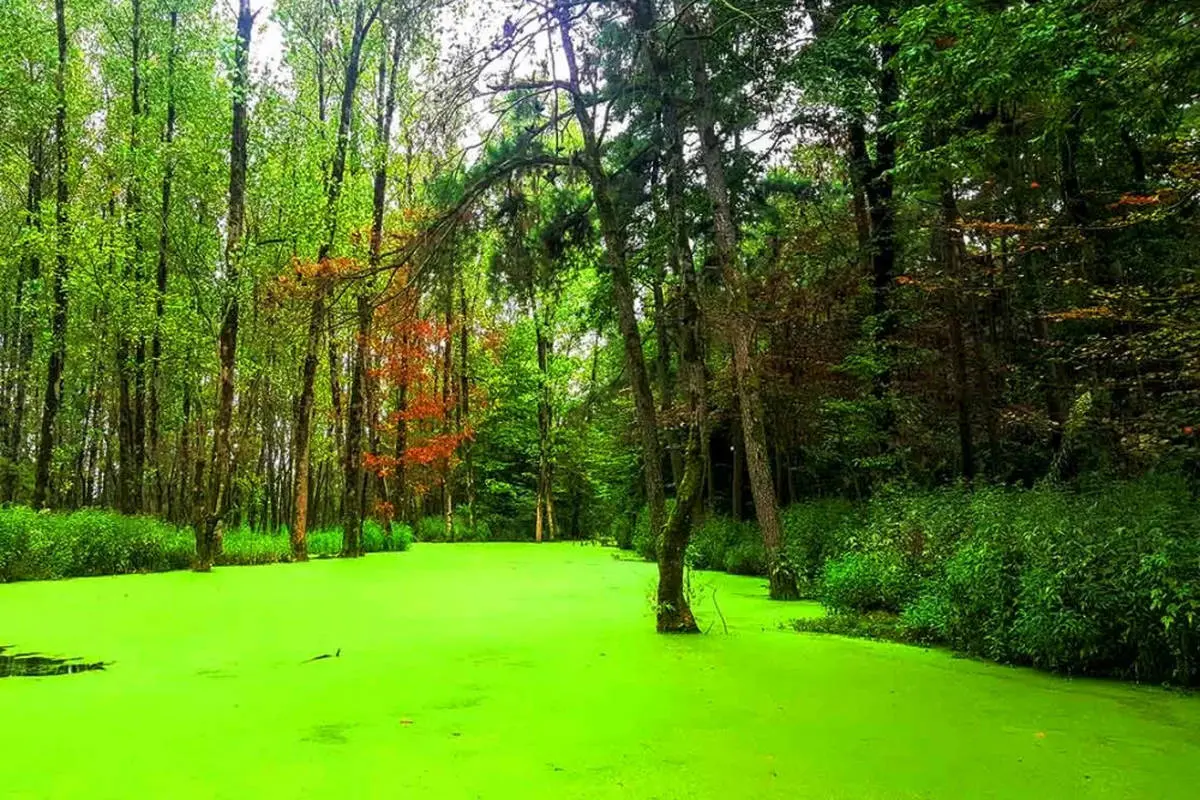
xmin=1 ymin=543 xmax=1197 ymax=798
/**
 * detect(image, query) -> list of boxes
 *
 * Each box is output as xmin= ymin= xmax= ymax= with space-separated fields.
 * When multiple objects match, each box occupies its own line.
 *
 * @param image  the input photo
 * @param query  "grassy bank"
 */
xmin=0 ymin=506 xmax=410 ymax=582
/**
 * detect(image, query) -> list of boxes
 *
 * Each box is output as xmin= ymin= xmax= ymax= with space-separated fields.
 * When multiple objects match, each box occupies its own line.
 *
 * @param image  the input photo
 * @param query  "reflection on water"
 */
xmin=0 ymin=645 xmax=106 ymax=678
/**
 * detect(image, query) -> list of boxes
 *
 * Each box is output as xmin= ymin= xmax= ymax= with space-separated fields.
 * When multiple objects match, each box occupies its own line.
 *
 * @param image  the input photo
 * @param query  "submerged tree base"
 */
xmin=656 ymin=607 xmax=700 ymax=634
xmin=768 ymin=569 xmax=801 ymax=601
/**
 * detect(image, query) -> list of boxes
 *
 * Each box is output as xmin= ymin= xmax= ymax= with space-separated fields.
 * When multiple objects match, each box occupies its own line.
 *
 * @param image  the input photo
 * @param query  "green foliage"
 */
xmin=0 ymin=507 xmax=193 ymax=581
xmin=610 ymin=511 xmax=636 ymax=550
xmin=794 ymin=611 xmax=922 ymax=646
xmin=219 ymin=528 xmax=291 ymax=565
xmin=0 ymin=508 xmax=412 ymax=581
xmin=806 ymin=476 xmax=1200 ymax=684
xmin=414 ymin=514 xmax=489 ymax=543
xmin=683 ymin=502 xmax=854 ymax=590
xmin=364 ymin=520 xmax=415 ymax=552
xmin=631 ymin=500 xmax=681 ymax=562
xmin=781 ymin=500 xmax=859 ymax=590
xmin=685 ymin=516 xmax=757 ymax=571
xmin=723 ymin=538 xmax=768 ymax=577
xmin=821 ymin=551 xmax=917 ymax=614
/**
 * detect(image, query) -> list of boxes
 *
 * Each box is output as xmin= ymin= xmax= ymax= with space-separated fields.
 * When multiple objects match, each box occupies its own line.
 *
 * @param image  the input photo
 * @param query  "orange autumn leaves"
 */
xmin=363 ymin=290 xmax=484 ymax=497
xmin=272 ymin=203 xmax=481 ymax=499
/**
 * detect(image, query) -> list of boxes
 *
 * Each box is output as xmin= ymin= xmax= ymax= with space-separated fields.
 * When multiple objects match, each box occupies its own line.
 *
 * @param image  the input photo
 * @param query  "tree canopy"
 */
xmin=0 ymin=0 xmax=1197 ymax=629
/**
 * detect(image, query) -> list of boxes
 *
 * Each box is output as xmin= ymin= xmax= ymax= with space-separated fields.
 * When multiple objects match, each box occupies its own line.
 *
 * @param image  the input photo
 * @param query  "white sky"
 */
xmin=215 ymin=0 xmax=553 ymax=157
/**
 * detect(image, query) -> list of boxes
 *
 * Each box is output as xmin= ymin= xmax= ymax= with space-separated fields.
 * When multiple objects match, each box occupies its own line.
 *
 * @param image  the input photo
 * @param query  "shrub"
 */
xmin=821 ymin=551 xmax=917 ymax=614
xmin=0 ymin=507 xmax=415 ymax=582
xmin=781 ymin=500 xmax=858 ymax=590
xmin=930 ymin=538 xmax=1023 ymax=661
xmin=220 ymin=527 xmax=290 ymax=565
xmin=686 ymin=516 xmax=758 ymax=572
xmin=795 ymin=610 xmax=920 ymax=645
xmin=610 ymin=512 xmax=635 ymax=549
xmin=899 ymin=591 xmax=950 ymax=644
xmin=363 ymin=520 xmax=413 ymax=552
xmin=805 ymin=475 xmax=1200 ymax=685
xmin=723 ymin=537 xmax=768 ymax=576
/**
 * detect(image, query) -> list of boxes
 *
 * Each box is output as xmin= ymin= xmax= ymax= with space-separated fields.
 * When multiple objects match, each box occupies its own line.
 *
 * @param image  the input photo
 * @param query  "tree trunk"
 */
xmin=459 ymin=278 xmax=475 ymax=534
xmin=651 ymin=268 xmax=681 ymax=487
xmin=534 ymin=301 xmax=554 ymax=541
xmin=116 ymin=0 xmax=147 ymax=514
xmin=149 ymin=10 xmax=179 ymax=514
xmin=678 ymin=4 xmax=798 ymax=599
xmin=341 ymin=293 xmax=370 ymax=557
xmin=197 ymin=0 xmax=252 ymax=570
xmin=291 ymin=298 xmax=323 ymax=560
xmin=293 ymin=0 xmax=373 ymax=557
xmin=631 ymin=0 xmax=703 ymax=630
xmin=940 ymin=185 xmax=975 ymax=482
xmin=554 ymin=7 xmax=667 ymax=553
xmin=33 ymin=0 xmax=71 ymax=510
xmin=5 ymin=134 xmax=44 ymax=502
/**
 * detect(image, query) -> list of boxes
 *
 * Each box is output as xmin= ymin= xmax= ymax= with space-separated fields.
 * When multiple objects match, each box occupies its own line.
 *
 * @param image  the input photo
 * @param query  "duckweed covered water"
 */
xmin=1 ymin=543 xmax=1197 ymax=798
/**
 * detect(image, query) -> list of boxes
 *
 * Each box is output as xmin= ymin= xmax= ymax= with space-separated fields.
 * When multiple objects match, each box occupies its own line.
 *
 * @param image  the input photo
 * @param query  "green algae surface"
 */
xmin=2 ymin=543 xmax=1198 ymax=798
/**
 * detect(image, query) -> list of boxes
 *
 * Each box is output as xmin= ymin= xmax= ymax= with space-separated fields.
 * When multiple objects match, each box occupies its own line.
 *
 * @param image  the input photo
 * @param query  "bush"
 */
xmin=795 ymin=610 xmax=920 ymax=645
xmin=723 ymin=537 xmax=768 ymax=576
xmin=899 ymin=591 xmax=950 ymax=644
xmin=821 ymin=551 xmax=916 ymax=613
xmin=929 ymin=537 xmax=1023 ymax=661
xmin=610 ymin=512 xmax=636 ymax=550
xmin=225 ymin=521 xmax=413 ymax=561
xmin=363 ymin=520 xmax=414 ymax=552
xmin=807 ymin=475 xmax=1200 ymax=685
xmin=781 ymin=500 xmax=858 ymax=590
xmin=221 ymin=527 xmax=290 ymax=565
xmin=686 ymin=516 xmax=758 ymax=572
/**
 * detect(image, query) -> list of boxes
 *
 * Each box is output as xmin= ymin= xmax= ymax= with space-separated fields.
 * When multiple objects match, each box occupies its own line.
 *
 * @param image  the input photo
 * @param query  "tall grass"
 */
xmin=0 ymin=508 xmax=411 ymax=582
xmin=221 ymin=520 xmax=412 ymax=564
xmin=0 ymin=507 xmax=193 ymax=581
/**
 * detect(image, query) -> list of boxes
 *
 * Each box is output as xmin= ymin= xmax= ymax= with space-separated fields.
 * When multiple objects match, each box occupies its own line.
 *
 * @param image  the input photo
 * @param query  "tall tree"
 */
xmin=32 ymin=0 xmax=72 ymax=509
xmin=676 ymin=1 xmax=798 ymax=600
xmin=292 ymin=0 xmax=377 ymax=559
xmin=196 ymin=0 xmax=253 ymax=570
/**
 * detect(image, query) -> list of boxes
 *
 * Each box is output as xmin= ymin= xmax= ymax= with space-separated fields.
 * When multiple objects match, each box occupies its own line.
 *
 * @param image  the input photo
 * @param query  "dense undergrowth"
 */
xmin=628 ymin=475 xmax=1200 ymax=685
xmin=0 ymin=507 xmax=410 ymax=582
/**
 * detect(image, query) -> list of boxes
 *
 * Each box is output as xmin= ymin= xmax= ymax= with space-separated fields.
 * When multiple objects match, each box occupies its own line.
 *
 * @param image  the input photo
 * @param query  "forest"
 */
xmin=1 ymin=0 xmax=1198 ymax=795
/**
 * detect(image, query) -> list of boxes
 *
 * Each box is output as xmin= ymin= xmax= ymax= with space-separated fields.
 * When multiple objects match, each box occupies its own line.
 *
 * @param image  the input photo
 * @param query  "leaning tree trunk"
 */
xmin=678 ymin=3 xmax=798 ymax=599
xmin=628 ymin=0 xmax=703 ymax=630
xmin=197 ymin=0 xmax=251 ymax=571
xmin=553 ymin=6 xmax=668 ymax=557
xmin=33 ymin=0 xmax=71 ymax=510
